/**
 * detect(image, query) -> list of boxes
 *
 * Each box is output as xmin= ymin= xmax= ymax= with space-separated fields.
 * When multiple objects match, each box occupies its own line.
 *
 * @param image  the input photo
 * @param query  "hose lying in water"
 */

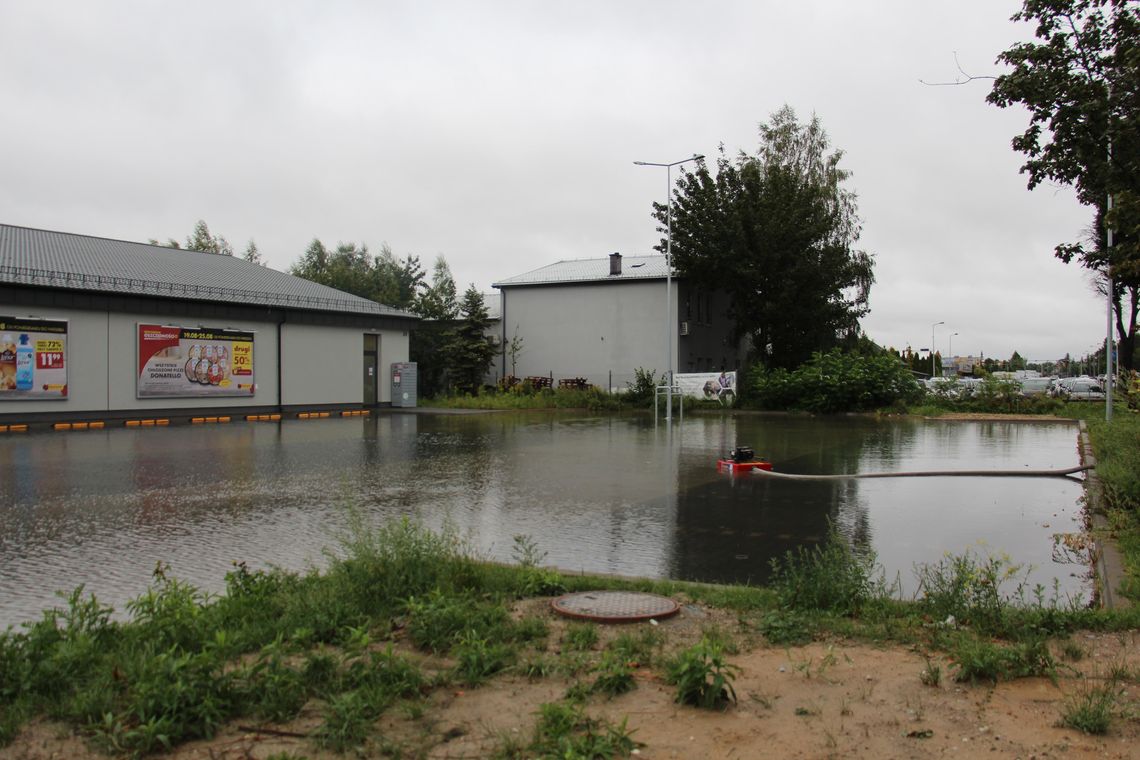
xmin=752 ymin=464 xmax=1092 ymax=480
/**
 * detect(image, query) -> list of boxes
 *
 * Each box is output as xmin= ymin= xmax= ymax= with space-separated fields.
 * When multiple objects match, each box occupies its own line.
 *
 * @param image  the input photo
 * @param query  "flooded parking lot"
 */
xmin=0 ymin=411 xmax=1089 ymax=628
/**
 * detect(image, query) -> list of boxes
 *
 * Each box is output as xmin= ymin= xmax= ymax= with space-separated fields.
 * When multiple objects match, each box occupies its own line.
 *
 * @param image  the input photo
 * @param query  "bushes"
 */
xmin=768 ymin=530 xmax=879 ymax=616
xmin=428 ymin=383 xmax=624 ymax=411
xmin=749 ymin=350 xmax=923 ymax=413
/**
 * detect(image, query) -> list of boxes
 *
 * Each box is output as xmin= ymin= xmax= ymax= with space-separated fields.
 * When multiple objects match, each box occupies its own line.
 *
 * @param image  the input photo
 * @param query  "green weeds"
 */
xmin=769 ymin=528 xmax=878 ymax=616
xmin=528 ymin=701 xmax=639 ymax=758
xmin=591 ymin=650 xmax=637 ymax=697
xmin=563 ymin=622 xmax=600 ymax=651
xmin=1061 ymin=679 xmax=1120 ymax=734
xmin=663 ymin=636 xmax=741 ymax=709
xmin=452 ymin=630 xmax=515 ymax=685
xmin=5 ymin=516 xmax=1140 ymax=756
xmin=946 ymin=635 xmax=1057 ymax=684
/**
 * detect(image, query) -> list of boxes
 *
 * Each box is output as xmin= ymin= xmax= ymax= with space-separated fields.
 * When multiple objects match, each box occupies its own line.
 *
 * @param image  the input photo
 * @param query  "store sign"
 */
xmin=137 ymin=323 xmax=255 ymax=398
xmin=0 ymin=317 xmax=68 ymax=400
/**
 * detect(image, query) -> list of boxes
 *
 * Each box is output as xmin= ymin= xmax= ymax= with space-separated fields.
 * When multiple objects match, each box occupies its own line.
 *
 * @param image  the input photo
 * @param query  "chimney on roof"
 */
xmin=609 ymin=251 xmax=622 ymax=276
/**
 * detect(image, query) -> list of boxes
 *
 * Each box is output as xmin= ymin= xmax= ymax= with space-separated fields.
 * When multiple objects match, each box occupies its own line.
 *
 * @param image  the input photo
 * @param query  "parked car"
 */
xmin=1050 ymin=376 xmax=1106 ymax=401
xmin=1017 ymin=377 xmax=1054 ymax=397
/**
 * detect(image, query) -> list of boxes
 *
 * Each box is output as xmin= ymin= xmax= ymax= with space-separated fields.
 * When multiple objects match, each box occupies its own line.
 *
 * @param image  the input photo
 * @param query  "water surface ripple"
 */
xmin=0 ymin=412 xmax=1088 ymax=629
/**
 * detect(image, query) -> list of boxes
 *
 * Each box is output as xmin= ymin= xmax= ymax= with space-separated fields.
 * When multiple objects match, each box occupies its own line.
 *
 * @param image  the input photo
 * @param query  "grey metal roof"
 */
xmin=0 ymin=224 xmax=417 ymax=319
xmin=492 ymin=255 xmax=669 ymax=288
xmin=481 ymin=292 xmax=502 ymax=320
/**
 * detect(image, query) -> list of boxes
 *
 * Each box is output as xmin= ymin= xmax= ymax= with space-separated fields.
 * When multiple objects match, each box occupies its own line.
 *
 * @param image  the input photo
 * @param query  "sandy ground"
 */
xmin=6 ymin=600 xmax=1140 ymax=760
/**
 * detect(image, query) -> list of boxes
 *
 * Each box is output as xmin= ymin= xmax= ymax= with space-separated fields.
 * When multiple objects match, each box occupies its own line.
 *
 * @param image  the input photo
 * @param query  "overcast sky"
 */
xmin=1 ymin=1 xmax=1109 ymax=362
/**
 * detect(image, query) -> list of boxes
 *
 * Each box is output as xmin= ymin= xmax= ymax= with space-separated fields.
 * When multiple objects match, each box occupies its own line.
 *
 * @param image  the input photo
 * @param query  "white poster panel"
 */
xmin=137 ymin=323 xmax=255 ymax=398
xmin=0 ymin=316 xmax=68 ymax=400
xmin=675 ymin=371 xmax=737 ymax=403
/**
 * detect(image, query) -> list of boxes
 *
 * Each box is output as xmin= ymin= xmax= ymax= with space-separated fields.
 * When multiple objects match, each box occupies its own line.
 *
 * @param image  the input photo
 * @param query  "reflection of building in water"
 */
xmin=668 ymin=416 xmax=875 ymax=585
xmin=0 ymin=224 xmax=418 ymax=425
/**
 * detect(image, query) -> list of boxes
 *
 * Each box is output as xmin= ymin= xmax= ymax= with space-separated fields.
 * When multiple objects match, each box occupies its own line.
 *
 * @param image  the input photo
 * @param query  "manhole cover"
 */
xmin=550 ymin=591 xmax=681 ymax=623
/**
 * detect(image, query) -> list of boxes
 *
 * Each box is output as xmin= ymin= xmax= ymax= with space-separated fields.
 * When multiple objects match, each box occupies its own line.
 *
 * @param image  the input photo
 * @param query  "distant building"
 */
xmin=0 ymin=224 xmax=417 ymax=424
xmin=492 ymin=253 xmax=739 ymax=390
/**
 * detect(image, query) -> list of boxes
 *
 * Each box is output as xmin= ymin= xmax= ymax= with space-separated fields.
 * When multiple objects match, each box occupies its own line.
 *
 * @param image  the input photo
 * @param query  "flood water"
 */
xmin=0 ymin=412 xmax=1089 ymax=629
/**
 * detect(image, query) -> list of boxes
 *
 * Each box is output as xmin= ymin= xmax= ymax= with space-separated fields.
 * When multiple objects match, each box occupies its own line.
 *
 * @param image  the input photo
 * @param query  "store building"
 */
xmin=0 ymin=224 xmax=418 ymax=424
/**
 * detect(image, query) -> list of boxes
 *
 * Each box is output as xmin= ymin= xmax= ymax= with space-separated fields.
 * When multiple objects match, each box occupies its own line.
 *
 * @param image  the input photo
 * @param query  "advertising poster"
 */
xmin=137 ymin=323 xmax=255 ymax=398
xmin=0 ymin=316 xmax=68 ymax=400
xmin=675 ymin=371 xmax=736 ymax=404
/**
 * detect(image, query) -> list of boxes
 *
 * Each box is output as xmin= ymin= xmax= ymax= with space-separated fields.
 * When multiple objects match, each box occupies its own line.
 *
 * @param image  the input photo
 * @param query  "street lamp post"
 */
xmin=634 ymin=154 xmax=704 ymax=422
xmin=948 ymin=332 xmax=959 ymax=374
xmin=931 ymin=321 xmax=944 ymax=379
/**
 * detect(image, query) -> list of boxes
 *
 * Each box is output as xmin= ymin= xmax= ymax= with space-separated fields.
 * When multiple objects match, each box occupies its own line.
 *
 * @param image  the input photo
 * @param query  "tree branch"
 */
xmin=919 ymin=52 xmax=996 ymax=86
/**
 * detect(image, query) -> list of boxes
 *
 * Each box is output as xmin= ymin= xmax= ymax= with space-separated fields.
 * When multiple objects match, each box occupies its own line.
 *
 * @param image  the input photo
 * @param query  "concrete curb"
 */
xmin=1080 ymin=420 xmax=1130 ymax=610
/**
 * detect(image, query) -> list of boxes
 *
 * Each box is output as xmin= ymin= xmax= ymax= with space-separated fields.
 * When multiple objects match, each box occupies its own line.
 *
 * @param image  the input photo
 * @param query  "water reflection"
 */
xmin=0 ymin=413 xmax=1088 ymax=628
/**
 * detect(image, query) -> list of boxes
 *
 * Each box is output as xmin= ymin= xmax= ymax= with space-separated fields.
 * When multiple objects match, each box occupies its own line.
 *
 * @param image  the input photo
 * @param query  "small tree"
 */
xmin=450 ymin=285 xmax=495 ymax=395
xmin=185 ymin=219 xmax=234 ymax=256
xmin=412 ymin=256 xmax=460 ymax=396
xmin=243 ymin=239 xmax=263 ymax=265
xmin=506 ymin=325 xmax=524 ymax=377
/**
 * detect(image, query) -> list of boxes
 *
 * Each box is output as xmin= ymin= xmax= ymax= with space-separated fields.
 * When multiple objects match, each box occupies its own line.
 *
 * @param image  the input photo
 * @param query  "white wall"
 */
xmin=376 ymin=327 xmax=409 ymax=404
xmin=280 ymin=323 xmax=360 ymax=406
xmin=500 ymin=280 xmax=676 ymax=388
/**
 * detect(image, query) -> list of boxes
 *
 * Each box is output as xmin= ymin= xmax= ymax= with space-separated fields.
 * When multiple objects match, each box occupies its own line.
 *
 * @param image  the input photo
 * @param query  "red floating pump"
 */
xmin=716 ymin=446 xmax=773 ymax=474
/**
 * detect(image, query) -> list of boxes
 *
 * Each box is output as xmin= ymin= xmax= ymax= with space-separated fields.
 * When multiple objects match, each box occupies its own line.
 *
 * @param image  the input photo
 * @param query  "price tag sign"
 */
xmin=231 ymin=342 xmax=253 ymax=375
xmin=36 ymin=340 xmax=65 ymax=369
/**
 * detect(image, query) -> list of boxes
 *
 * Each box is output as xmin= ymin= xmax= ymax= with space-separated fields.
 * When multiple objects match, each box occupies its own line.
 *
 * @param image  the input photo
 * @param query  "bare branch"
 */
xmin=919 ymin=52 xmax=996 ymax=86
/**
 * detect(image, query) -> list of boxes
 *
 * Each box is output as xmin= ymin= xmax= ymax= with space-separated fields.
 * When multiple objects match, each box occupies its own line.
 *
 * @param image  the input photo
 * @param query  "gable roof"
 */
xmin=492 ymin=255 xmax=669 ymax=288
xmin=0 ymin=224 xmax=416 ymax=319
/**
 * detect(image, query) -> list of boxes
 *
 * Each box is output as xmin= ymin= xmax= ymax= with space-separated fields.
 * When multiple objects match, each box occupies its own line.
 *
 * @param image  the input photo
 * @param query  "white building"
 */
xmin=492 ymin=253 xmax=739 ymax=390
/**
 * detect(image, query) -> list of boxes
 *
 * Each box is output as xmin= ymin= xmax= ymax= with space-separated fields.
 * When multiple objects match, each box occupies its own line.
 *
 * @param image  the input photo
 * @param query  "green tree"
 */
xmin=658 ymin=106 xmax=874 ymax=370
xmin=988 ymin=0 xmax=1140 ymax=371
xmin=372 ymin=244 xmax=424 ymax=311
xmin=416 ymin=255 xmax=459 ymax=320
xmin=450 ymin=285 xmax=495 ymax=394
xmin=185 ymin=219 xmax=234 ymax=256
xmin=289 ymin=238 xmax=424 ymax=309
xmin=243 ymin=239 xmax=262 ymax=265
xmin=411 ymin=255 xmax=460 ymax=397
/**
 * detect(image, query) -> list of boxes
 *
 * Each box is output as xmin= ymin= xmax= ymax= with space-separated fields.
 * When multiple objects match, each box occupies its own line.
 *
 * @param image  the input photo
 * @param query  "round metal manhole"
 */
xmin=550 ymin=590 xmax=681 ymax=624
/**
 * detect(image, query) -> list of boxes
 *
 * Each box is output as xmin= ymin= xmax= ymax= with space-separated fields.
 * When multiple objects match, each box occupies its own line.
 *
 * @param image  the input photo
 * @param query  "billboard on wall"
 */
xmin=0 ymin=316 xmax=68 ymax=400
xmin=137 ymin=323 xmax=255 ymax=398
xmin=675 ymin=371 xmax=737 ymax=403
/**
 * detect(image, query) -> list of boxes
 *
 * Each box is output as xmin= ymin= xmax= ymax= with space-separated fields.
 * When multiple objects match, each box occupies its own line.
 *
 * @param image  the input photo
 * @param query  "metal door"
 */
xmin=363 ymin=334 xmax=379 ymax=405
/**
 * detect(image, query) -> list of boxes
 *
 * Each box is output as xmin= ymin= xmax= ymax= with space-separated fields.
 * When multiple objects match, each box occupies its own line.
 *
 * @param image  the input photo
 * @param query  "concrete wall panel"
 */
xmin=280 ymin=323 xmax=361 ymax=406
xmin=501 ymin=280 xmax=673 ymax=389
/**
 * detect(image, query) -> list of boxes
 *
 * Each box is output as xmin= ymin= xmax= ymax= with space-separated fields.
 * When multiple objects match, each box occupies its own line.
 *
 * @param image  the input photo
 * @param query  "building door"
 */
xmin=363 ymin=334 xmax=379 ymax=405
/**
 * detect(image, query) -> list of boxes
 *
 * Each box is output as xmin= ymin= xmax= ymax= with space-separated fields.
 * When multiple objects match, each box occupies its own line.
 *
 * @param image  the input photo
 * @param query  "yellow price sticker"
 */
xmin=231 ymin=342 xmax=252 ymax=374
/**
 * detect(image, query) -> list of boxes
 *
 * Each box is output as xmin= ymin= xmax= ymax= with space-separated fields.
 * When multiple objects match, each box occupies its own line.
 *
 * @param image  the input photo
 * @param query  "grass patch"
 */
xmin=562 ymin=622 xmax=600 ymax=652
xmin=947 ymin=635 xmax=1057 ymax=684
xmin=591 ymin=649 xmax=637 ymax=697
xmin=769 ymin=526 xmax=879 ymax=616
xmin=1061 ymin=679 xmax=1119 ymax=734
xmin=6 ymin=515 xmax=1140 ymax=756
xmin=528 ymin=701 xmax=639 ymax=758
